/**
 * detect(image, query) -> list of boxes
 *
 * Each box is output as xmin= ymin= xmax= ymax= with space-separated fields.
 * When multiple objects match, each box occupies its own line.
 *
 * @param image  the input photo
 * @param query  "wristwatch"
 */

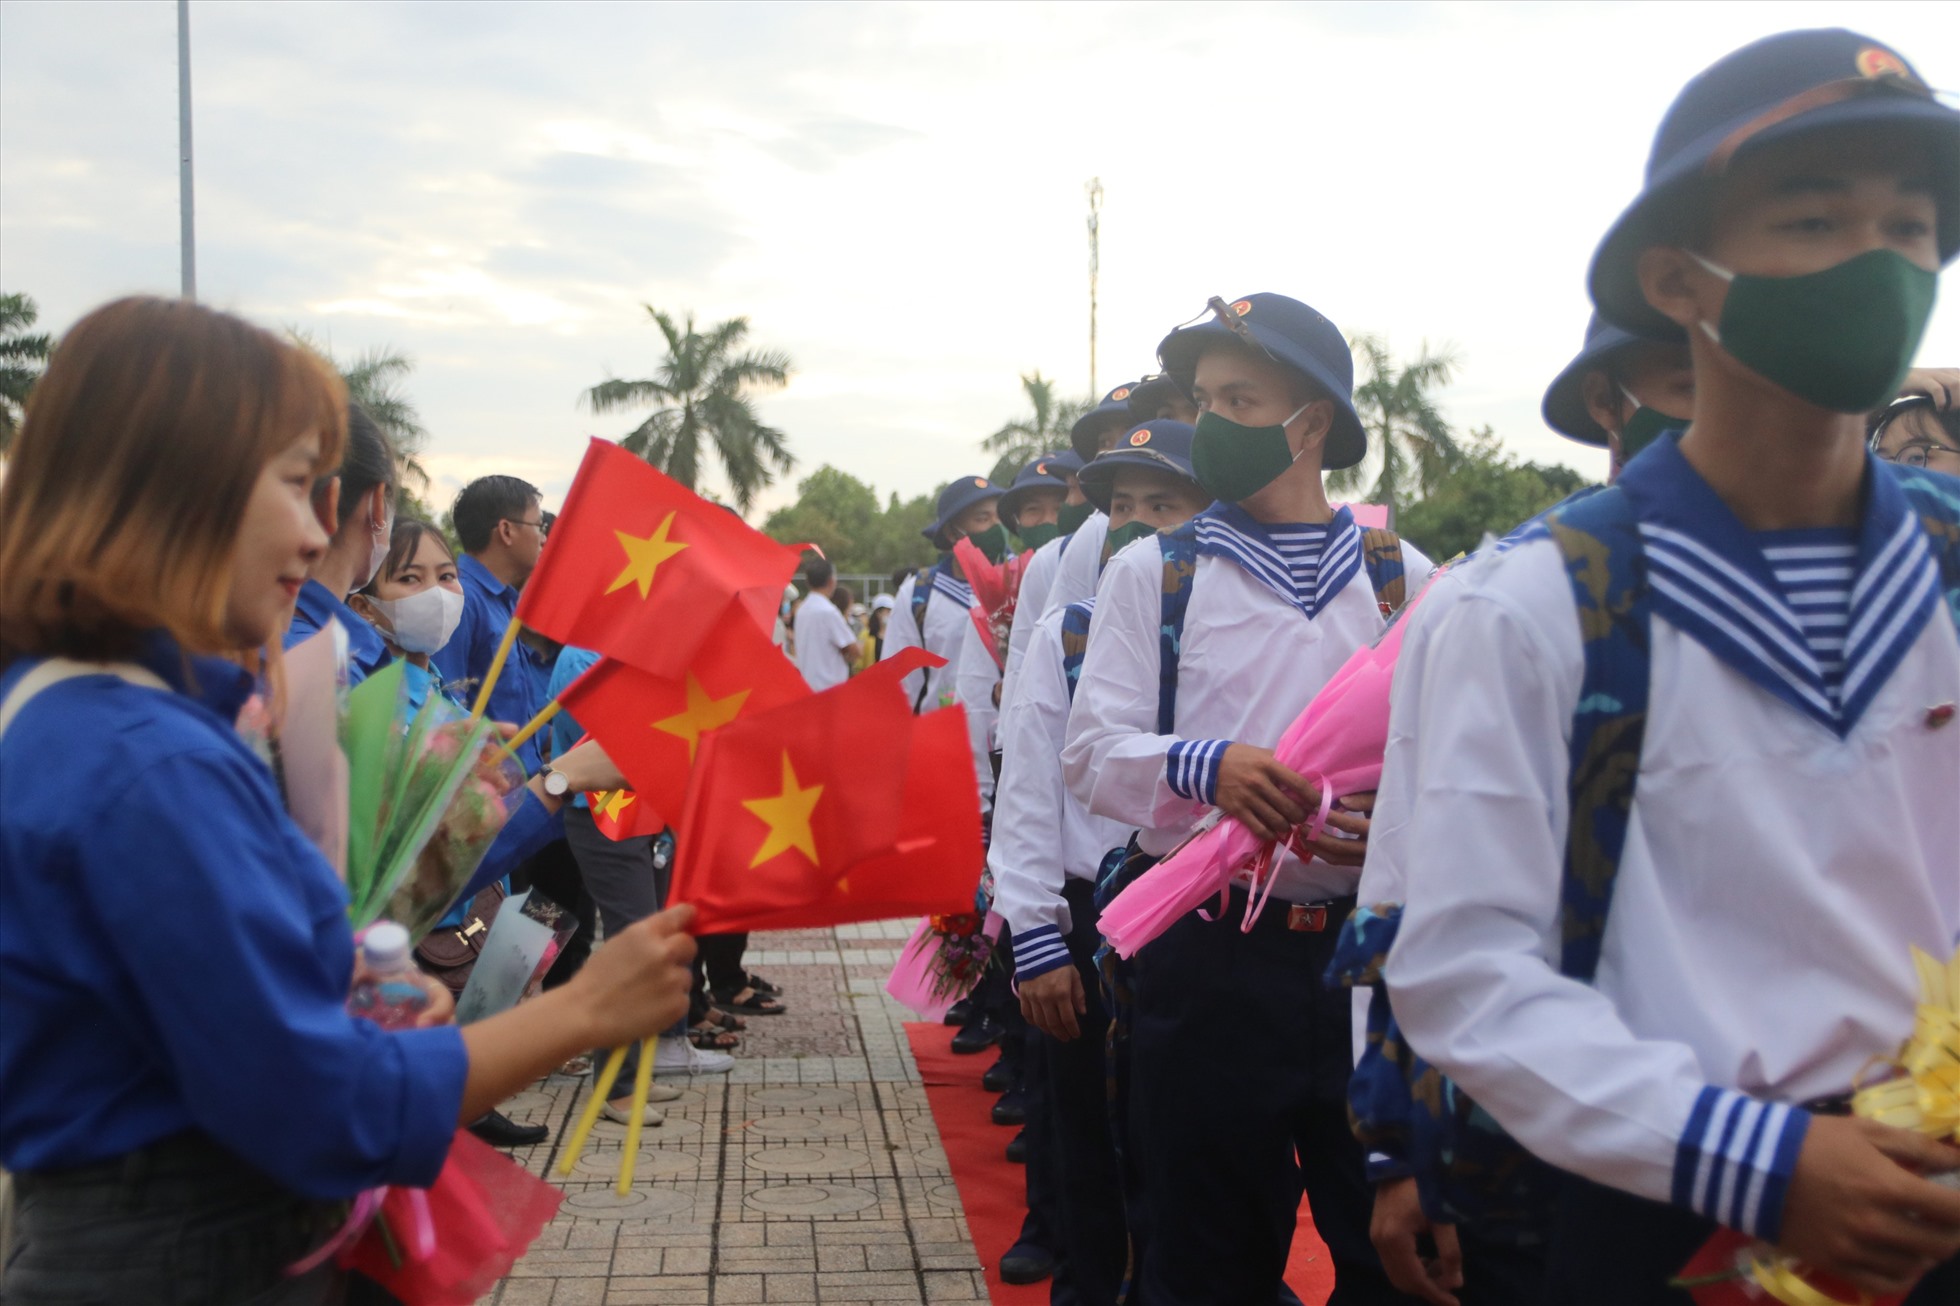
xmin=541 ymin=765 xmax=571 ymax=797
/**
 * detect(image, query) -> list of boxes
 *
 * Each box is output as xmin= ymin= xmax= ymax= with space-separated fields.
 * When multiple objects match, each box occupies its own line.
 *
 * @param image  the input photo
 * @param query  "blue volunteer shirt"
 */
xmin=545 ymin=646 xmax=602 ymax=810
xmin=0 ymin=633 xmax=468 ymax=1198
xmin=284 ymin=577 xmax=391 ymax=686
xmin=430 ymin=553 xmax=554 ymax=773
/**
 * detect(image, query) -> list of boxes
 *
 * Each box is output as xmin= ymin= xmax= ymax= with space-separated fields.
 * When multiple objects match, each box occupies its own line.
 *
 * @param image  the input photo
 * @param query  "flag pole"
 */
xmin=496 ymin=700 xmax=562 ymax=764
xmin=556 ymin=1044 xmax=628 ymax=1177
xmin=470 ymin=617 xmax=523 ymax=723
xmin=615 ymin=1035 xmax=658 ymax=1195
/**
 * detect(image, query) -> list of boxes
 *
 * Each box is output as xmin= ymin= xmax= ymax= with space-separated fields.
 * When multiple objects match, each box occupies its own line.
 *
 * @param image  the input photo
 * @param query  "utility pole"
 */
xmin=1086 ymin=177 xmax=1102 ymax=398
xmin=178 ymin=0 xmax=196 ymax=300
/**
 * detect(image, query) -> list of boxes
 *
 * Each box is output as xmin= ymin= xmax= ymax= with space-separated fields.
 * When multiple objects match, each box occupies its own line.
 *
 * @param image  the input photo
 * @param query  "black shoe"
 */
xmin=468 ymin=1109 xmax=548 ymax=1148
xmin=981 ymin=1054 xmax=1017 ymax=1093
xmin=950 ymin=1013 xmax=1001 ymax=1055
xmin=943 ymin=998 xmax=974 ymax=1027
xmin=999 ymin=1240 xmax=1054 ymax=1284
xmin=1004 ymin=1129 xmax=1027 ymax=1165
xmin=991 ymin=1089 xmax=1026 ymax=1127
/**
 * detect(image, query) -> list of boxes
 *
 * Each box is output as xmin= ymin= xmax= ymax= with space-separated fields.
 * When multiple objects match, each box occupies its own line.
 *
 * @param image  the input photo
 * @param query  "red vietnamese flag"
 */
xmin=667 ymin=655 xmax=982 ymax=933
xmin=557 ymin=599 xmax=810 ymax=822
xmin=516 ymin=438 xmax=805 ymax=676
xmin=587 ymin=788 xmax=666 ymax=841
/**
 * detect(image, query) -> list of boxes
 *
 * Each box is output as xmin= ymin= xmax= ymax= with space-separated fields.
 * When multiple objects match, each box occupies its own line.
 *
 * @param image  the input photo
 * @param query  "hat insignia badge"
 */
xmin=1231 ymin=300 xmax=1253 ymax=317
xmin=1129 ymin=430 xmax=1150 ymax=447
xmin=1112 ymin=387 xmax=1131 ymax=401
xmin=972 ymin=478 xmax=987 ymax=488
xmin=1036 ymin=462 xmax=1048 ymax=475
xmin=1855 ymin=46 xmax=1910 ymax=81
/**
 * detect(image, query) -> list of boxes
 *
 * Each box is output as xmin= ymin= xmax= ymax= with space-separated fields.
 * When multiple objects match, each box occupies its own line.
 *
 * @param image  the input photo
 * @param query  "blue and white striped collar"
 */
xmin=1191 ymin=500 xmax=1362 ymax=619
xmin=1616 ymin=434 xmax=1939 ymax=737
xmin=930 ymin=557 xmax=974 ymax=608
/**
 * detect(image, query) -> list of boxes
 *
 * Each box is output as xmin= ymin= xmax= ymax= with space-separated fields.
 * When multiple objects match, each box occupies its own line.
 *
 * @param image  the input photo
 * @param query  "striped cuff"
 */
xmin=1671 ymin=1087 xmax=1810 ymax=1241
xmin=1166 ymin=739 xmax=1230 ymax=804
xmin=1013 ymin=925 xmax=1072 ymax=983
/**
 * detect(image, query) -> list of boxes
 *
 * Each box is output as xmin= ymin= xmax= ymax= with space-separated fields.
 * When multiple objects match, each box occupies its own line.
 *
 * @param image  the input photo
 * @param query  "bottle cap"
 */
xmin=361 ymin=920 xmax=412 ymax=971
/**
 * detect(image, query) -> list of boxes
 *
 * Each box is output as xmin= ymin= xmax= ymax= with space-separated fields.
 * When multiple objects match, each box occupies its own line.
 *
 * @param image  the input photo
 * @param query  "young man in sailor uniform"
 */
xmin=1041 ymin=383 xmax=1148 ymax=630
xmin=996 ymin=451 xmax=1089 ymax=712
xmin=884 ymin=475 xmax=1007 ymax=717
xmin=1384 ymin=29 xmax=1960 ymax=1304
xmin=1063 ymin=293 xmax=1434 ymax=1305
xmin=994 ymin=421 xmax=1209 ymax=1306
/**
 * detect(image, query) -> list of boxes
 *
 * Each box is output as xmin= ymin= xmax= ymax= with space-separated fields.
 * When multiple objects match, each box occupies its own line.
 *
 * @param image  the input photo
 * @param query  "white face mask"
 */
xmin=369 ymin=585 xmax=464 ymax=656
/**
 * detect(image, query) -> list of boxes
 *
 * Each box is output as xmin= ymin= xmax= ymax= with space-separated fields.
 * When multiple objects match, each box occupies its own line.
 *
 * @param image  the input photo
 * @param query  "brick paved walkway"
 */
xmin=485 ymin=919 xmax=990 ymax=1306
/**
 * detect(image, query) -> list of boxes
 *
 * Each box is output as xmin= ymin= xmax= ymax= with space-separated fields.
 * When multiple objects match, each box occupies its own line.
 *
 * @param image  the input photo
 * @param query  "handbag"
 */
xmin=413 ymin=882 xmax=507 ymax=998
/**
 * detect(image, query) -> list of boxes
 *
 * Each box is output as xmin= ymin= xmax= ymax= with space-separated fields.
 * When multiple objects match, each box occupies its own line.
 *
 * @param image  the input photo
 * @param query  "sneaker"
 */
xmin=601 ymin=1098 xmax=666 ymax=1126
xmin=653 ymin=1033 xmax=735 ymax=1076
xmin=598 ymin=1076 xmax=683 ymax=1104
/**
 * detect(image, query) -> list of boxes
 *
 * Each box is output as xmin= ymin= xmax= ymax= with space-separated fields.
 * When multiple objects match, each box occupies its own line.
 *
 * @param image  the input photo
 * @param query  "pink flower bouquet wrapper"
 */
xmin=1099 ymin=579 xmax=1432 ymax=959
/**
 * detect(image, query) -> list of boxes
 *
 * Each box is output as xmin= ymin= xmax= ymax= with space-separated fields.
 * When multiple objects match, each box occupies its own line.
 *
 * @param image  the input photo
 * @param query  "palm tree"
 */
xmin=583 ymin=307 xmax=794 ymax=515
xmin=1327 ymin=334 xmax=1464 ymax=514
xmin=286 ymin=330 xmax=433 ymax=506
xmin=0 ymin=292 xmax=55 ymax=455
xmin=981 ymin=371 xmax=1092 ymax=484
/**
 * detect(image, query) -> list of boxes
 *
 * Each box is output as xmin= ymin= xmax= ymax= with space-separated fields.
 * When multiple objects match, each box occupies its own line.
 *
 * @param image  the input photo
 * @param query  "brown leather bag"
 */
xmin=413 ymin=883 xmax=506 ymax=997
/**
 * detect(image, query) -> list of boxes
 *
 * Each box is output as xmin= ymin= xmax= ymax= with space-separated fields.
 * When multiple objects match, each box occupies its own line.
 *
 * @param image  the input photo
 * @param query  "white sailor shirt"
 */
xmin=953 ymin=620 xmax=1001 ymax=810
xmin=881 ymin=564 xmax=973 ymax=713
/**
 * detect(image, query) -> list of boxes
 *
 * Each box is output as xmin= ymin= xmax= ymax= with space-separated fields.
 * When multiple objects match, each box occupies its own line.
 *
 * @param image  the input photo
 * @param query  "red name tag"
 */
xmin=1287 ymin=904 xmax=1329 ymax=933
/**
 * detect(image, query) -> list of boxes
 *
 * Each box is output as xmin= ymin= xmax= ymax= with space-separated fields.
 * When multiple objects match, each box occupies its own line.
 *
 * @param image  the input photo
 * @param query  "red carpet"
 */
xmin=905 ymin=1023 xmax=1336 ymax=1305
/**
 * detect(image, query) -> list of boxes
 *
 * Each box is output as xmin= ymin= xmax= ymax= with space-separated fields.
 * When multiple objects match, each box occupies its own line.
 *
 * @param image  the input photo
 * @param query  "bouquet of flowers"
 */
xmin=341 ymin=661 xmax=521 ymax=939
xmin=952 ymin=536 xmax=1029 ymax=670
xmin=885 ymin=911 xmax=1004 ymax=1018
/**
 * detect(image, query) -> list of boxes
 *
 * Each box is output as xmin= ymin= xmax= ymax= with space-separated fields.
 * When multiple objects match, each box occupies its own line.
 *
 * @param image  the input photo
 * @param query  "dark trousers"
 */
xmin=1128 ymin=891 xmax=1417 ymax=1306
xmin=1024 ymin=877 xmax=1128 ymax=1306
xmin=1544 ymin=1173 xmax=1960 ymax=1304
xmin=698 ymin=933 xmax=751 ymax=997
xmin=564 ymin=805 xmax=662 ymax=1082
xmin=513 ymin=837 xmax=593 ymax=991
xmin=5 ymin=1134 xmax=347 ymax=1306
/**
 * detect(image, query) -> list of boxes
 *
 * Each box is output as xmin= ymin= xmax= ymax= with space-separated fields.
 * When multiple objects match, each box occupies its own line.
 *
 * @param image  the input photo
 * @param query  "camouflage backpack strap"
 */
xmin=1890 ymin=464 xmax=1960 ymax=633
xmin=1156 ymin=521 xmax=1202 ymax=736
xmin=1542 ymin=483 xmax=1652 ymax=982
xmin=1060 ymin=597 xmax=1097 ymax=703
xmin=1360 ymin=527 xmax=1408 ymax=617
xmin=910 ymin=564 xmax=937 ymax=633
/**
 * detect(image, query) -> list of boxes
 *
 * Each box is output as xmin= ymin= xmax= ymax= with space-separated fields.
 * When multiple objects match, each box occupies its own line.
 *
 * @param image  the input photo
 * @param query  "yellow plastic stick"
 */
xmin=615 ymin=1036 xmax=657 ymax=1195
xmin=496 ymin=700 xmax=562 ymax=765
xmin=470 ymin=617 xmax=523 ymax=724
xmin=555 ymin=1043 xmax=628 ymax=1177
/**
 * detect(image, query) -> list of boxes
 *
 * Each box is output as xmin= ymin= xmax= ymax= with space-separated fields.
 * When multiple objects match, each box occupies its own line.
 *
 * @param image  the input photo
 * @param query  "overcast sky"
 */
xmin=3 ymin=0 xmax=1957 ymax=519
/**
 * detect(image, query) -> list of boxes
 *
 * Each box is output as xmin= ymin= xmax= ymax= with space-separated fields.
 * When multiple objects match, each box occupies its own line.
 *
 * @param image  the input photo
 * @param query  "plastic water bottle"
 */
xmin=347 ymin=921 xmax=430 ymax=1031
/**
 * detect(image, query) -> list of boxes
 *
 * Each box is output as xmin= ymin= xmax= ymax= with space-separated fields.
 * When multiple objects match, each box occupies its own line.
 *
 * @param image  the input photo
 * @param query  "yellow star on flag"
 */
xmin=653 ymin=675 xmax=751 ymax=762
xmin=597 ymin=789 xmax=636 ymax=823
xmin=606 ymin=512 xmax=690 ymax=599
xmin=742 ymin=752 xmax=824 ymax=869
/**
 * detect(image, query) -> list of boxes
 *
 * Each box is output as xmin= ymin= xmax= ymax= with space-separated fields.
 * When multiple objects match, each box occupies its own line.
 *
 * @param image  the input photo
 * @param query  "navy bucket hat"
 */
xmin=1126 ymin=374 xmax=1191 ymax=418
xmin=1076 ymin=421 xmax=1202 ymax=513
xmin=922 ymin=475 xmax=1003 ymax=550
xmin=1070 ymin=382 xmax=1143 ymax=462
xmin=1156 ymin=293 xmax=1368 ymax=471
xmin=1589 ymin=28 xmax=1960 ymax=338
xmin=1542 ymin=313 xmax=1688 ymax=445
xmin=998 ymin=453 xmax=1074 ymax=526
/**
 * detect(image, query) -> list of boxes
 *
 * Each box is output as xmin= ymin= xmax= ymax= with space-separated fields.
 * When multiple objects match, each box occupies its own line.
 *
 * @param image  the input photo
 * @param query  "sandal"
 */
xmin=703 ymin=1008 xmax=747 ymax=1033
xmin=745 ymin=972 xmax=783 ymax=997
xmin=713 ymin=986 xmax=788 ymax=1016
xmin=688 ymin=1023 xmax=740 ymax=1051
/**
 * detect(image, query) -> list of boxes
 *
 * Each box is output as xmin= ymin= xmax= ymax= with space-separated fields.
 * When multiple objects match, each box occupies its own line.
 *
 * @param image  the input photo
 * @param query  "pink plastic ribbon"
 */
xmin=285 ymin=1186 xmax=384 ymax=1277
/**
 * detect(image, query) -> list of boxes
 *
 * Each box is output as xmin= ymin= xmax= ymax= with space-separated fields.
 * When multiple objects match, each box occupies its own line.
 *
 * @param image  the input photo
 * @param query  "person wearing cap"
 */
xmin=1039 ymin=382 xmax=1147 ymax=634
xmin=882 ymin=475 xmax=1007 ymax=714
xmin=1127 ymin=373 xmax=1202 ymax=425
xmin=1543 ymin=313 xmax=1696 ymax=481
xmin=993 ymin=420 xmax=1210 ymax=1306
xmin=1063 ymin=293 xmax=1434 ymax=1305
xmin=1385 ymin=29 xmax=1960 ymax=1303
xmin=996 ymin=451 xmax=1093 ymax=717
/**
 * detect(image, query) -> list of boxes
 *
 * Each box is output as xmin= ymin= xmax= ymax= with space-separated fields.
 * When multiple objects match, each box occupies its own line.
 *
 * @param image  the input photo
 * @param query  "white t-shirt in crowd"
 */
xmin=793 ymin=590 xmax=857 ymax=691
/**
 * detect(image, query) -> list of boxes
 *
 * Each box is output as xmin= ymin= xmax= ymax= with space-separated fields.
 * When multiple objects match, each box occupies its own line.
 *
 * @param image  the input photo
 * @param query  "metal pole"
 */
xmin=1086 ymin=178 xmax=1102 ymax=398
xmin=177 ymin=0 xmax=196 ymax=300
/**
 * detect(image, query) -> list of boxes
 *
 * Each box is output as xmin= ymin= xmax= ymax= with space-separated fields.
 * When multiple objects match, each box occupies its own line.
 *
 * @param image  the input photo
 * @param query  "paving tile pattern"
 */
xmin=486 ymin=919 xmax=990 ymax=1305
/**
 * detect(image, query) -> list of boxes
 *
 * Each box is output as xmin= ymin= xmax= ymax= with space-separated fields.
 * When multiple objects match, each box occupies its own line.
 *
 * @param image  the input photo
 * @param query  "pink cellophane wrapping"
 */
xmin=1098 ymin=576 xmax=1434 ymax=959
xmin=343 ymin=1129 xmax=564 ymax=1305
xmin=884 ymin=912 xmax=1005 ymax=1018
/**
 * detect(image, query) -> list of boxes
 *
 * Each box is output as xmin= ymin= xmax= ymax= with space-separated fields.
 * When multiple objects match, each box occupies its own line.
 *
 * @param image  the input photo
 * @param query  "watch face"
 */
xmin=545 ymin=770 xmax=570 ymax=796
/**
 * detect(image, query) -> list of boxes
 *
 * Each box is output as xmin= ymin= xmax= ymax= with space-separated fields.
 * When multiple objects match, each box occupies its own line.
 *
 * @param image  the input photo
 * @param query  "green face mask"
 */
xmin=1101 ymin=518 xmax=1157 ymax=564
xmin=1616 ymin=390 xmax=1681 ymax=464
xmin=967 ymin=522 xmax=1011 ymax=564
xmin=1192 ymin=403 xmax=1311 ymax=502
xmin=1014 ymin=521 xmax=1060 ymax=551
xmin=1692 ymin=248 xmax=1937 ymax=414
xmin=1057 ymin=501 xmax=1095 ymax=536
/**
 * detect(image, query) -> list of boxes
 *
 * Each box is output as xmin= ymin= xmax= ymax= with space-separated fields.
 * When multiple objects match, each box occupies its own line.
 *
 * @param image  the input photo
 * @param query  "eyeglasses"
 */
xmin=506 ymin=517 xmax=548 ymax=537
xmin=1875 ymin=440 xmax=1960 ymax=468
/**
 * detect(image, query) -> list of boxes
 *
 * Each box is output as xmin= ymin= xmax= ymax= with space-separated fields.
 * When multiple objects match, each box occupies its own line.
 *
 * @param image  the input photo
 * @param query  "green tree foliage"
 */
xmin=1396 ymin=427 xmax=1595 ymax=561
xmin=0 ymin=292 xmax=55 ymax=455
xmin=1328 ymin=334 xmax=1463 ymax=514
xmin=982 ymin=371 xmax=1092 ymax=485
xmin=584 ymin=307 xmax=794 ymax=515
xmin=761 ymin=465 xmax=938 ymax=578
xmin=287 ymin=330 xmax=437 ymax=521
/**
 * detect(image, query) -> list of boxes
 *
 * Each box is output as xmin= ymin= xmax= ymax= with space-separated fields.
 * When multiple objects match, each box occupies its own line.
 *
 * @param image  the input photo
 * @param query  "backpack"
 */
xmin=1332 ymin=464 xmax=1960 ymax=1239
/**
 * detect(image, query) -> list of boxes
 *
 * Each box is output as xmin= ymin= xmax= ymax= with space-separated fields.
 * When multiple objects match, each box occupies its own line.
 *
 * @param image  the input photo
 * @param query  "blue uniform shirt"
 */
xmin=545 ymin=646 xmax=602 ymax=809
xmin=0 ymin=633 xmax=468 ymax=1198
xmin=430 ymin=554 xmax=553 ymax=773
xmin=284 ymin=577 xmax=391 ymax=686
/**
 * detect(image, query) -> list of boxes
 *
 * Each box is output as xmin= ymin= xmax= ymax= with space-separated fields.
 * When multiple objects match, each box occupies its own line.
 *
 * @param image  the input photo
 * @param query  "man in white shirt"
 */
xmin=1384 ymin=29 xmax=1960 ymax=1304
xmin=791 ymin=557 xmax=857 ymax=692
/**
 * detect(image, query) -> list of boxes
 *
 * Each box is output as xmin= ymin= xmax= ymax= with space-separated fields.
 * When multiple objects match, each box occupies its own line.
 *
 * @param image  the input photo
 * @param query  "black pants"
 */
xmin=514 ymin=837 xmax=593 ymax=991
xmin=1128 ymin=890 xmax=1418 ymax=1306
xmin=5 ymin=1134 xmax=348 ymax=1306
xmin=1544 ymin=1172 xmax=1960 ymax=1304
xmin=698 ymin=933 xmax=751 ymax=997
xmin=564 ymin=805 xmax=661 ymax=1084
xmin=1024 ymin=877 xmax=1127 ymax=1306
